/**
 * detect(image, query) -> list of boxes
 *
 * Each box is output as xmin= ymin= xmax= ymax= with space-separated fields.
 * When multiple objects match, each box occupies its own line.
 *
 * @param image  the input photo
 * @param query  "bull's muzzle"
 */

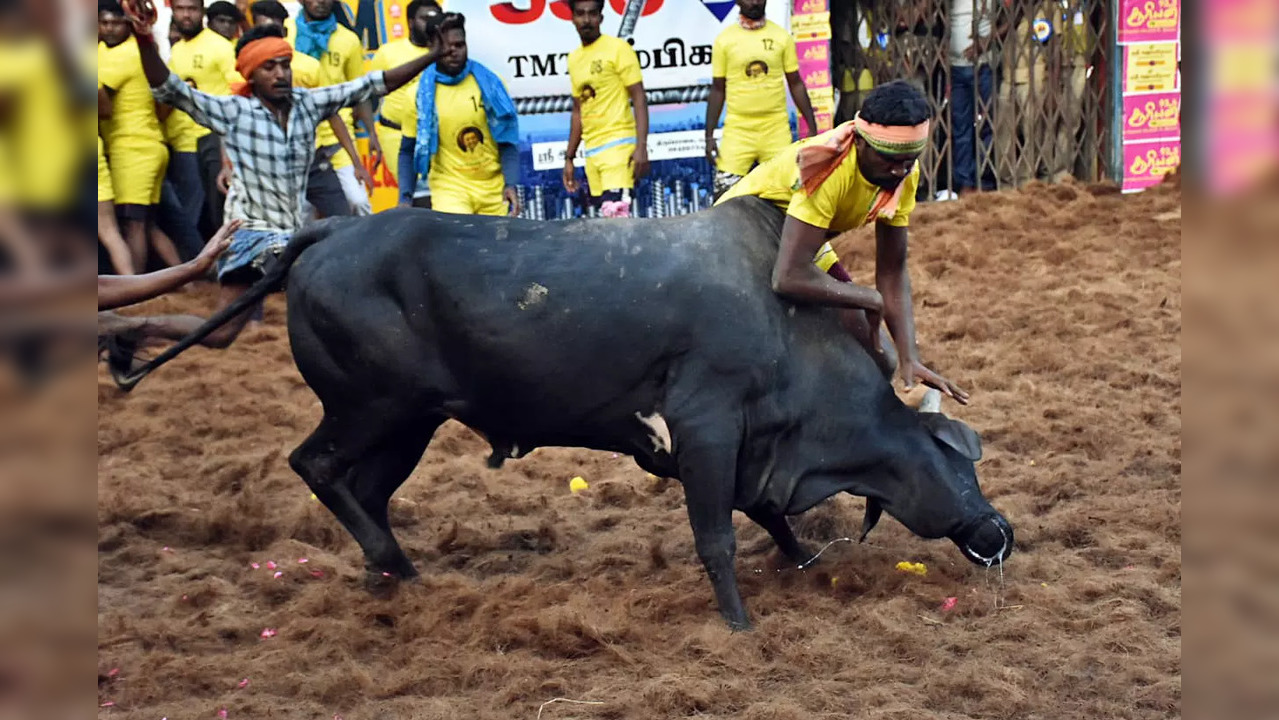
xmin=953 ymin=513 xmax=1014 ymax=567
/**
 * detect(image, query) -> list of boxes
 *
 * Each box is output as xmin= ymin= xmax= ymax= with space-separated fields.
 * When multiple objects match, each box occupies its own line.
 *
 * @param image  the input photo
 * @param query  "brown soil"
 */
xmin=98 ymin=180 xmax=1181 ymax=719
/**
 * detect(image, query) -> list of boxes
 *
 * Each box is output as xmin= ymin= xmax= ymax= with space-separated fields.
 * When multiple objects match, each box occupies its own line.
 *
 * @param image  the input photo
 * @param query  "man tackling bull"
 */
xmin=718 ymin=79 xmax=969 ymax=406
xmin=101 ymin=0 xmax=443 ymax=385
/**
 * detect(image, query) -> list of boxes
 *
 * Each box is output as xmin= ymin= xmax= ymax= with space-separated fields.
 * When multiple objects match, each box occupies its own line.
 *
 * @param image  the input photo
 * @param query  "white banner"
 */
xmin=531 ymin=128 xmax=723 ymax=170
xmin=450 ymin=0 xmax=791 ymax=99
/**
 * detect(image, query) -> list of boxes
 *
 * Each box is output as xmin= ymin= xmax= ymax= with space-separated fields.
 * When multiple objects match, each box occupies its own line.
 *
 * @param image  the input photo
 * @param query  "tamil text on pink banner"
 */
xmin=1119 ymin=0 xmax=1180 ymax=43
xmin=1122 ymin=139 xmax=1181 ymax=192
xmin=1122 ymin=92 xmax=1181 ymax=142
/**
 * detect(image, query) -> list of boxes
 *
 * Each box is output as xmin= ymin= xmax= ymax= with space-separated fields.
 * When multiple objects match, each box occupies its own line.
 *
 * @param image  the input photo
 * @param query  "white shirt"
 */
xmin=949 ymin=0 xmax=994 ymax=67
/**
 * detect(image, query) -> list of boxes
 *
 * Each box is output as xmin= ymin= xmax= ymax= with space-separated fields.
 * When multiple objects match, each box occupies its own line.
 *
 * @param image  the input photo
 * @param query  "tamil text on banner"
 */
xmin=1122 ymin=139 xmax=1180 ymax=191
xmin=1118 ymin=0 xmax=1180 ymax=44
xmin=1122 ymin=92 xmax=1181 ymax=142
xmin=1123 ymin=42 xmax=1179 ymax=93
xmin=452 ymin=0 xmax=789 ymax=99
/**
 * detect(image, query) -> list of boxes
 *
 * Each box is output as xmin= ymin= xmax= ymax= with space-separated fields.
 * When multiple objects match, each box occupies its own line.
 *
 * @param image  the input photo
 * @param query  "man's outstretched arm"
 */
xmin=98 ymin=221 xmax=238 ymax=311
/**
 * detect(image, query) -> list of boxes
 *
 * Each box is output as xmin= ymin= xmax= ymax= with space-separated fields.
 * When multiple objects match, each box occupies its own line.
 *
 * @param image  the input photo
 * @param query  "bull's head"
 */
xmin=860 ymin=412 xmax=1014 ymax=567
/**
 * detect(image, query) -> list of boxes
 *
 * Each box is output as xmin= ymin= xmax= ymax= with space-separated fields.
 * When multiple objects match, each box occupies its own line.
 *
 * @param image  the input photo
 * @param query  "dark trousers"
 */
xmin=155 ymin=179 xmax=204 ymax=262
xmin=196 ymin=133 xmax=225 ymax=238
xmin=949 ymin=64 xmax=994 ymax=192
xmin=306 ymin=144 xmax=351 ymax=219
xmin=167 ymin=150 xmax=204 ymax=236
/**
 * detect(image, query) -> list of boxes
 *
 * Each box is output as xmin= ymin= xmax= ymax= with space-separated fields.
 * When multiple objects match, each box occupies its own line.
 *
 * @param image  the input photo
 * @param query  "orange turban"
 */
xmin=231 ymin=37 xmax=293 ymax=97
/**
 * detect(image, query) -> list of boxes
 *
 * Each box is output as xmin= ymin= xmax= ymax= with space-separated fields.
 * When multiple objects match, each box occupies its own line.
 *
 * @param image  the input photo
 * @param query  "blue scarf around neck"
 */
xmin=413 ymin=60 xmax=520 ymax=180
xmin=295 ymin=12 xmax=337 ymax=60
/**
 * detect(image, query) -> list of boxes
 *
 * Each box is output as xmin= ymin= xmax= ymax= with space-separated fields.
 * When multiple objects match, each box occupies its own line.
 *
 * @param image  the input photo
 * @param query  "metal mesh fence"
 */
xmin=830 ymin=0 xmax=1113 ymax=198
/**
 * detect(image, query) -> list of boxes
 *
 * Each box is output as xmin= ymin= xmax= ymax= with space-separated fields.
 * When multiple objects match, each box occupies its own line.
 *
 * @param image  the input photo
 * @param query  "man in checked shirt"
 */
xmin=102 ymin=2 xmax=442 ymax=385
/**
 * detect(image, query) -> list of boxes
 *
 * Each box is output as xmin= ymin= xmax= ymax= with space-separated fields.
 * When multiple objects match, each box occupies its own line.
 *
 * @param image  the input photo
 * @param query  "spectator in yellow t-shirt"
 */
xmin=370 ymin=0 xmax=442 ymax=201
xmin=98 ymin=0 xmax=177 ymax=272
xmin=169 ymin=0 xmax=240 ymax=236
xmin=396 ymin=12 xmax=520 ymax=216
xmin=704 ymin=0 xmax=817 ymax=200
xmin=286 ymin=0 xmax=381 ymax=217
xmin=562 ymin=0 xmax=648 ymax=215
xmin=717 ymin=81 xmax=968 ymax=405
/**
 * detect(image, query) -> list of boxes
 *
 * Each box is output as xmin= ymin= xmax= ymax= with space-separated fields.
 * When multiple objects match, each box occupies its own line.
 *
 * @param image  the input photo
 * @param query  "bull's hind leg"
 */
xmin=290 ymin=413 xmax=442 ymax=579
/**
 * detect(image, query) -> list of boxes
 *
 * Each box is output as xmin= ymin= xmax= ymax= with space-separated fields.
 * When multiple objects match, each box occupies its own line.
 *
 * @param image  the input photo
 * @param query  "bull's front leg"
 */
xmin=678 ymin=439 xmax=751 ymax=631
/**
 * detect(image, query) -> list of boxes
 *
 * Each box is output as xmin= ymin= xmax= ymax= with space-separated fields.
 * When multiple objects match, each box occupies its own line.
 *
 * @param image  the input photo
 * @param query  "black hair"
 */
xmin=569 ymin=0 xmax=605 ymax=12
xmin=438 ymin=11 xmax=465 ymax=35
xmin=859 ymin=80 xmax=932 ymax=127
xmin=406 ymin=0 xmax=442 ymax=19
xmin=98 ymin=0 xmax=124 ymax=16
xmin=207 ymin=1 xmax=244 ymax=21
xmin=249 ymin=0 xmax=288 ymax=23
xmin=236 ymin=22 xmax=284 ymax=55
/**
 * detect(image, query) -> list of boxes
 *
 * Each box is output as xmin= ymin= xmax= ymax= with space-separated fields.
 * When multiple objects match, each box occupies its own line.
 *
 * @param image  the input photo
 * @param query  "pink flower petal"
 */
xmin=107 ymin=667 xmax=120 ymax=678
xmin=100 ymin=701 xmax=115 ymax=707
xmin=297 ymin=558 xmax=309 ymax=564
xmin=237 ymin=678 xmax=249 ymax=689
xmin=161 ymin=546 xmax=173 ymax=553
xmin=217 ymin=709 xmax=228 ymax=719
xmin=260 ymin=628 xmax=276 ymax=639
xmin=273 ymin=571 xmax=283 ymax=579
xmin=309 ymin=570 xmax=325 ymax=578
xmin=941 ymin=597 xmax=958 ymax=612
xmin=265 ymin=561 xmax=277 ymax=570
xmin=381 ymin=572 xmax=391 ymax=577
xmin=250 ymin=562 xmax=260 ymax=570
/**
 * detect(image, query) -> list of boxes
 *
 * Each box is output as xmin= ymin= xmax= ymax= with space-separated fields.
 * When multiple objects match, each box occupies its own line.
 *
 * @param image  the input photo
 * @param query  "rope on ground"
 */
xmin=536 ymin=697 xmax=606 ymax=719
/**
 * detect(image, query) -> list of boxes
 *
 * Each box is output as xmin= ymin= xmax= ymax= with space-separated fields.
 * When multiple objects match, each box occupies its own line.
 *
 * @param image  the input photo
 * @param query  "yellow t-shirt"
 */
xmin=717 ymin=126 xmax=918 ymax=232
xmin=567 ymin=34 xmax=643 ymax=151
xmin=291 ymin=51 xmax=321 ymax=89
xmin=162 ymin=109 xmax=199 ymax=153
xmin=285 ymin=19 xmax=366 ymax=152
xmin=0 ymin=40 xmax=79 ymax=207
xmin=168 ymin=29 xmax=240 ymax=139
xmin=401 ymin=75 xmax=501 ymax=182
xmin=711 ymin=20 xmax=798 ymax=130
xmin=97 ymin=37 xmax=164 ymax=147
xmin=370 ymin=38 xmax=430 ymax=127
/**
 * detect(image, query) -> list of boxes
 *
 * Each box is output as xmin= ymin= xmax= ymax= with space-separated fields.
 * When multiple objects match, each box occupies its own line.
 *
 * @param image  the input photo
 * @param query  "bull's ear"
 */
xmin=919 ymin=413 xmax=983 ymax=461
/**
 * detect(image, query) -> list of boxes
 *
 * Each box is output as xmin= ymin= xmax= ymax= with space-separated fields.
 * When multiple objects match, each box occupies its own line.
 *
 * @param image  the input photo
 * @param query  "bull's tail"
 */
xmin=113 ymin=222 xmax=334 ymax=391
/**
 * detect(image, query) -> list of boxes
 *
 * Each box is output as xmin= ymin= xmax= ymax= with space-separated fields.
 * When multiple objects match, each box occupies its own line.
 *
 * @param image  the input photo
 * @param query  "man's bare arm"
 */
xmin=98 ymin=220 xmax=238 ymax=311
xmin=784 ymin=71 xmax=818 ymax=138
xmin=704 ymin=77 xmax=725 ymax=163
xmin=773 ymin=216 xmax=883 ymax=311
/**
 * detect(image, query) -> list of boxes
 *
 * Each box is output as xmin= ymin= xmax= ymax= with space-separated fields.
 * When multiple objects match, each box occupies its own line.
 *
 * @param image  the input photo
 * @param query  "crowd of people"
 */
xmin=100 ymin=0 xmax=992 ymax=406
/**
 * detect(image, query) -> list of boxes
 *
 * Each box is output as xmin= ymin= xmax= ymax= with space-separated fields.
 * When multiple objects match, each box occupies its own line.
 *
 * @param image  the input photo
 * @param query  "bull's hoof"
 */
xmin=725 ymin=618 xmax=754 ymax=633
xmin=363 ymin=568 xmax=418 ymax=598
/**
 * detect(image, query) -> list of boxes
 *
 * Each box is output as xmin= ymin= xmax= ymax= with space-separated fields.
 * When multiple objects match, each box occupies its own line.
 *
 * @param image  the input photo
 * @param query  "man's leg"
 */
xmin=154 ymin=179 xmax=204 ymax=262
xmin=949 ymin=65 xmax=978 ymax=194
xmin=195 ymin=133 xmax=226 ymax=239
xmin=714 ymin=125 xmax=755 ymax=202
xmin=306 ymin=146 xmax=352 ymax=219
xmin=168 ymin=150 xmax=206 ymax=236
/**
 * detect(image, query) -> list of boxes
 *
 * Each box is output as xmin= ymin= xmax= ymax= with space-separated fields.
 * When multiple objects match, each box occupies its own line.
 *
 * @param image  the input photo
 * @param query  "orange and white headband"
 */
xmin=852 ymin=113 xmax=930 ymax=155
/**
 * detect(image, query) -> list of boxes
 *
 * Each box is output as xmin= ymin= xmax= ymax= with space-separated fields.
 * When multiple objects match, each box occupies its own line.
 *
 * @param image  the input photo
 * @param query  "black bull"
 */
xmin=123 ymin=198 xmax=1013 ymax=630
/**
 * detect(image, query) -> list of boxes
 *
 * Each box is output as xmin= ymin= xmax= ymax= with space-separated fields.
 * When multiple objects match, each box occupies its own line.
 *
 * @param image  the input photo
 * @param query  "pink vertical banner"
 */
xmin=1122 ymin=92 xmax=1181 ymax=142
xmin=1118 ymin=0 xmax=1181 ymax=43
xmin=792 ymin=0 xmax=832 ymax=136
xmin=1122 ymin=139 xmax=1181 ymax=192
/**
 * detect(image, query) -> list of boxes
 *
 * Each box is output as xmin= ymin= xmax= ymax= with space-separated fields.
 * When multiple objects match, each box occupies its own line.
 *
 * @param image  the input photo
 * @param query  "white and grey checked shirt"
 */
xmin=153 ymin=71 xmax=388 ymax=233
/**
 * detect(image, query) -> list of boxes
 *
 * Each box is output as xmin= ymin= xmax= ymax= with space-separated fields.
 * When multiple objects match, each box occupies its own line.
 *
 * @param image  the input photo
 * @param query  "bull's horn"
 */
xmin=858 ymin=498 xmax=882 ymax=543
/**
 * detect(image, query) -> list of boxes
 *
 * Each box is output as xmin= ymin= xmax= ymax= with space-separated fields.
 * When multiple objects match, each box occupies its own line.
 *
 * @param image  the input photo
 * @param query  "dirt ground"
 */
xmin=98 ymin=180 xmax=1181 ymax=720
